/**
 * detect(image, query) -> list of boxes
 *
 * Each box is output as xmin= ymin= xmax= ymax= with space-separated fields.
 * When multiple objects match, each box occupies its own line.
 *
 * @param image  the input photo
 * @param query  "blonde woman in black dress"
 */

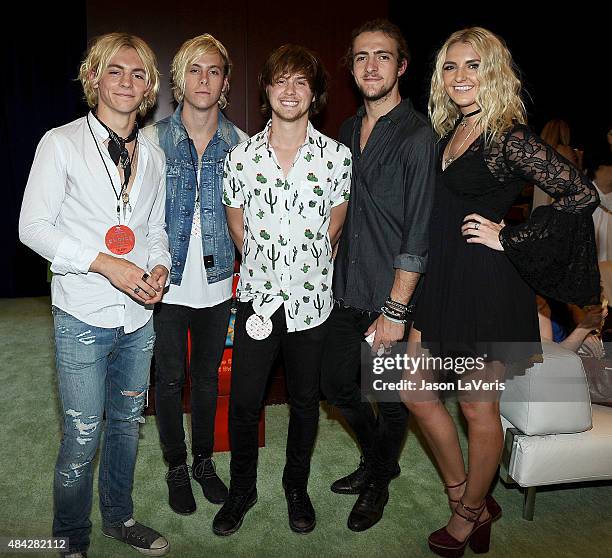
xmin=403 ymin=27 xmax=600 ymax=556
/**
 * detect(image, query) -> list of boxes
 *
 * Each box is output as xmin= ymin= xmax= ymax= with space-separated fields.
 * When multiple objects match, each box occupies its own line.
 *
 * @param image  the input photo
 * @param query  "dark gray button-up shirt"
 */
xmin=333 ymin=98 xmax=437 ymax=313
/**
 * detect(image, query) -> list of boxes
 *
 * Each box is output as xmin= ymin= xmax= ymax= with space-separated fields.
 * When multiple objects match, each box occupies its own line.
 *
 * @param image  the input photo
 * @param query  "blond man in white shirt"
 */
xmin=19 ymin=33 xmax=170 ymax=558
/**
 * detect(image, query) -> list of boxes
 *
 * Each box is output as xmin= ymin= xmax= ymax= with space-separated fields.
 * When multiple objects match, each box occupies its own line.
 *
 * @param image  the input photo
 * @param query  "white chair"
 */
xmin=499 ymin=342 xmax=612 ymax=519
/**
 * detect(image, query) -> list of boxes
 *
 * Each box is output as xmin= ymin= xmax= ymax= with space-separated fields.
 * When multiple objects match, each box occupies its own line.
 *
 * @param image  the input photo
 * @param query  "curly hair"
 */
xmin=429 ymin=27 xmax=526 ymax=142
xmin=171 ymin=34 xmax=232 ymax=109
xmin=78 ymin=33 xmax=160 ymax=117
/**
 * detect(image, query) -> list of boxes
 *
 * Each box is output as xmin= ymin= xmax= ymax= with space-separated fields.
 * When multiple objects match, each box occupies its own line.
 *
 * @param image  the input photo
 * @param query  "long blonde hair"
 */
xmin=78 ymin=33 xmax=160 ymax=117
xmin=429 ymin=27 xmax=526 ymax=142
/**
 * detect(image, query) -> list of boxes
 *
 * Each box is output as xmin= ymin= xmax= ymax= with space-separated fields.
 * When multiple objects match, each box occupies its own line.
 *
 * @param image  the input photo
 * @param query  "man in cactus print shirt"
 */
xmin=214 ymin=44 xmax=351 ymax=536
xmin=222 ymin=133 xmax=349 ymax=328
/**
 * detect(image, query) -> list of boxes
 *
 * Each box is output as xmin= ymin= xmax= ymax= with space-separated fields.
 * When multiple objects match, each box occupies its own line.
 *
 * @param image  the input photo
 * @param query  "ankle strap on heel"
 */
xmin=444 ymin=479 xmax=467 ymax=490
xmin=455 ymin=499 xmax=486 ymax=523
xmin=444 ymin=478 xmax=467 ymax=503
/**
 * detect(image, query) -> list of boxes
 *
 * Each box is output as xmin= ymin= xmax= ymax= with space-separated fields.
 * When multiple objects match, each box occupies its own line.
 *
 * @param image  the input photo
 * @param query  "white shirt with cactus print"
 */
xmin=222 ymin=121 xmax=351 ymax=332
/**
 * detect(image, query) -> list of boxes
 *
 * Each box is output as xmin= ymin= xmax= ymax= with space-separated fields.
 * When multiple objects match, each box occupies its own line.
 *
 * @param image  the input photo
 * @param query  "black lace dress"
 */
xmin=413 ymin=124 xmax=600 ymax=361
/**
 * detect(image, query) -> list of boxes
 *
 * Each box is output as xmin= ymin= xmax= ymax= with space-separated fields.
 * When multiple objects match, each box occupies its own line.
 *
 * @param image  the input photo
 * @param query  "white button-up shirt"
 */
xmin=19 ymin=113 xmax=171 ymax=333
xmin=223 ymin=121 xmax=351 ymax=332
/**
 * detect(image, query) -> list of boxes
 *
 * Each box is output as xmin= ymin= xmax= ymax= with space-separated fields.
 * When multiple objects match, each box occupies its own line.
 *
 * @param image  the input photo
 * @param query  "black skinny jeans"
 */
xmin=229 ymin=302 xmax=327 ymax=492
xmin=321 ymin=305 xmax=409 ymax=486
xmin=153 ymin=299 xmax=232 ymax=466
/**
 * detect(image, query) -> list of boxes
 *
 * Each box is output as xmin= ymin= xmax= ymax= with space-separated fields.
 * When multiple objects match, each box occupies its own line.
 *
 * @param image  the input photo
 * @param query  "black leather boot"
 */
xmin=347 ymin=482 xmax=389 ymax=532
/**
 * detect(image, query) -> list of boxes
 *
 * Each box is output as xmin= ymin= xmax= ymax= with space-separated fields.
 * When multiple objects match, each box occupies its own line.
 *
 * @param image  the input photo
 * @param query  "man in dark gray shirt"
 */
xmin=321 ymin=19 xmax=436 ymax=531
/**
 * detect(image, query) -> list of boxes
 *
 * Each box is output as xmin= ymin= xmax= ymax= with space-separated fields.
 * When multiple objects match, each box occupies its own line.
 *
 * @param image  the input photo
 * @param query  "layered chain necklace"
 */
xmin=442 ymin=108 xmax=482 ymax=171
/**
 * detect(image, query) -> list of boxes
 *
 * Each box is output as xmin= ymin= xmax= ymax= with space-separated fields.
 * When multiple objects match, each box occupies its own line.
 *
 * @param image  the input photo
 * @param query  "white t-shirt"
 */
xmin=163 ymin=168 xmax=232 ymax=308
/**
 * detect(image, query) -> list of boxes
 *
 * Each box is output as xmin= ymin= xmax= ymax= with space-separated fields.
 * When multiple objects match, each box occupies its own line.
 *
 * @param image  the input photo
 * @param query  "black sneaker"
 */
xmin=330 ymin=457 xmax=401 ymax=495
xmin=284 ymin=485 xmax=316 ymax=534
xmin=102 ymin=519 xmax=169 ymax=556
xmin=347 ymin=483 xmax=389 ymax=532
xmin=166 ymin=463 xmax=196 ymax=515
xmin=193 ymin=455 xmax=228 ymax=504
xmin=212 ymin=487 xmax=257 ymax=536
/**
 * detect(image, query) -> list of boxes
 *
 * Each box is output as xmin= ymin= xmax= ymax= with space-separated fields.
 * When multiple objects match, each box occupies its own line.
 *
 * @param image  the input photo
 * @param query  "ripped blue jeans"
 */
xmin=51 ymin=307 xmax=155 ymax=553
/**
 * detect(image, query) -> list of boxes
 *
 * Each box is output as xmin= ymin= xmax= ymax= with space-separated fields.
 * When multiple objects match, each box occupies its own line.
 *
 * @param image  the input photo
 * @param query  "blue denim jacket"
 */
xmin=146 ymin=105 xmax=247 ymax=285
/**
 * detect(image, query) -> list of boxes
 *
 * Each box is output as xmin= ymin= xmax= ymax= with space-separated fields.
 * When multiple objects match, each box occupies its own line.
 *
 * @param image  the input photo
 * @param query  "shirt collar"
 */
xmin=87 ymin=110 xmax=144 ymax=147
xmin=217 ymin=111 xmax=235 ymax=148
xmin=356 ymin=97 xmax=414 ymax=125
xmin=255 ymin=119 xmax=317 ymax=155
xmin=169 ymin=104 xmax=188 ymax=146
xmin=169 ymin=103 xmax=232 ymax=150
xmin=87 ymin=110 xmax=110 ymax=141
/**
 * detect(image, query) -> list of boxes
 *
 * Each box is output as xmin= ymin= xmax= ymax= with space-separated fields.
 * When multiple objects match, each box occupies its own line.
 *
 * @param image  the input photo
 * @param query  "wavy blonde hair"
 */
xmin=429 ymin=27 xmax=526 ymax=142
xmin=78 ymin=33 xmax=160 ymax=117
xmin=171 ymin=34 xmax=232 ymax=109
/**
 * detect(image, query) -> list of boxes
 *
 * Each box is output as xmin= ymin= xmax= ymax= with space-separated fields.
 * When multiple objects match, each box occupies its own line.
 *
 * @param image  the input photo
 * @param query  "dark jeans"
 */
xmin=153 ymin=299 xmax=232 ymax=466
xmin=321 ymin=305 xmax=409 ymax=486
xmin=229 ymin=302 xmax=326 ymax=492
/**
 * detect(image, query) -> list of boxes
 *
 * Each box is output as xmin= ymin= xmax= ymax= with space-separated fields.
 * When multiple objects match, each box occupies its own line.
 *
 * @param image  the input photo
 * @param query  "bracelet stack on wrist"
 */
xmin=381 ymin=297 xmax=408 ymax=324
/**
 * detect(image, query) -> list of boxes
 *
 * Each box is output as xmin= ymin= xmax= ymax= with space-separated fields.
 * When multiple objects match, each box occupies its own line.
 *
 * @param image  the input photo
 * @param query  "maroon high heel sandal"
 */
xmin=444 ymin=479 xmax=502 ymax=521
xmin=485 ymin=494 xmax=502 ymax=522
xmin=428 ymin=499 xmax=492 ymax=557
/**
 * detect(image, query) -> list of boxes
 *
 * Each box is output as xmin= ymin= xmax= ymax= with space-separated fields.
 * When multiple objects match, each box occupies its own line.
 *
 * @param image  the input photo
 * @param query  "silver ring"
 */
xmin=134 ymin=286 xmax=141 ymax=294
xmin=474 ymin=222 xmax=480 ymax=230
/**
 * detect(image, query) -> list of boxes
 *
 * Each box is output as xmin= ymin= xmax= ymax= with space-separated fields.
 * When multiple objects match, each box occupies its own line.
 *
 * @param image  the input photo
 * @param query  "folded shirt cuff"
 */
xmin=50 ymin=236 xmax=99 ymax=275
xmin=393 ymin=253 xmax=427 ymax=274
xmin=222 ymin=196 xmax=243 ymax=208
xmin=148 ymin=255 xmax=172 ymax=287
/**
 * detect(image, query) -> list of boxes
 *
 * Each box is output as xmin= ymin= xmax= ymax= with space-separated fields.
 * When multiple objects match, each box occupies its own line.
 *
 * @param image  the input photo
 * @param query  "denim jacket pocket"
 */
xmin=166 ymin=160 xmax=182 ymax=209
xmin=165 ymin=161 xmax=182 ymax=182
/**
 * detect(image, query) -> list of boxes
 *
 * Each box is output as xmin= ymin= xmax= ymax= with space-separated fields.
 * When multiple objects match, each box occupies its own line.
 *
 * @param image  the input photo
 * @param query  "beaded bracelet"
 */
xmin=385 ymin=297 xmax=408 ymax=312
xmin=383 ymin=299 xmax=407 ymax=320
xmin=382 ymin=308 xmax=405 ymax=320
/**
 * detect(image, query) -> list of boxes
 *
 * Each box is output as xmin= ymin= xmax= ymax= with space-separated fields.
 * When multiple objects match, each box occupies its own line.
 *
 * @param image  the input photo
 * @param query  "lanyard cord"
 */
xmin=186 ymin=137 xmax=201 ymax=203
xmin=87 ymin=113 xmax=138 ymax=221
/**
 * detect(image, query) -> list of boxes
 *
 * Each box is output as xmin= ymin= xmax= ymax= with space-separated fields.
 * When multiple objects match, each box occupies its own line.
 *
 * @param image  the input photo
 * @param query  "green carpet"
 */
xmin=0 ymin=297 xmax=610 ymax=557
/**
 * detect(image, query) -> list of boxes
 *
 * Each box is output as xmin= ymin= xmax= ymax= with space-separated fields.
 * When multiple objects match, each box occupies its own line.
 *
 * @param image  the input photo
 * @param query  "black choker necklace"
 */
xmin=462 ymin=108 xmax=482 ymax=119
xmin=459 ymin=108 xmax=482 ymax=128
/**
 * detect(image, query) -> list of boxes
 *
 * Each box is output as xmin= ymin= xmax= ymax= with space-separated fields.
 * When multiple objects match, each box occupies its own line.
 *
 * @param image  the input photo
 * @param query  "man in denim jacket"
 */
xmin=143 ymin=34 xmax=247 ymax=515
